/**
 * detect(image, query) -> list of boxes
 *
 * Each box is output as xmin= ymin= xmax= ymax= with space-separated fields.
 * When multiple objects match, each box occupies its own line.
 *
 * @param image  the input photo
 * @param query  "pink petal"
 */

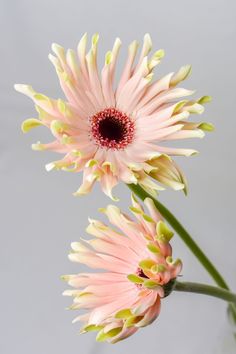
xmin=138 ymin=88 xmax=194 ymax=116
xmin=136 ymin=73 xmax=173 ymax=111
xmin=116 ymin=40 xmax=139 ymax=98
xmin=88 ymin=291 xmax=138 ymax=325
xmin=86 ymin=238 xmax=140 ymax=264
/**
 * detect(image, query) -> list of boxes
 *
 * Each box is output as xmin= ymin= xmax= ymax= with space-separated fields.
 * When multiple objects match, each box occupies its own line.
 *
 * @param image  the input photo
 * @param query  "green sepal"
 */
xmin=96 ymin=327 xmax=122 ymax=342
xmin=21 ymin=118 xmax=43 ymax=133
xmin=173 ymin=100 xmax=188 ymax=113
xmin=143 ymin=279 xmax=160 ymax=289
xmin=197 ymin=95 xmax=212 ymax=104
xmin=60 ymin=274 xmax=71 ymax=281
xmin=105 ymin=51 xmax=113 ymax=65
xmin=170 ymin=65 xmax=192 ymax=87
xmin=57 ymin=98 xmax=66 ymax=114
xmin=115 ymin=309 xmax=133 ymax=319
xmin=147 ymin=242 xmax=161 ymax=254
xmin=82 ymin=324 xmax=104 ymax=333
xmin=33 ymin=93 xmax=51 ymax=102
xmin=198 ymin=122 xmax=214 ymax=132
xmin=50 ymin=120 xmax=68 ymax=134
xmin=86 ymin=159 xmax=98 ymax=168
xmin=142 ymin=214 xmax=154 ymax=223
xmin=139 ymin=259 xmax=156 ymax=270
xmin=166 ymin=256 xmax=182 ymax=267
xmin=129 ymin=206 xmax=142 ymax=215
xmin=156 ymin=221 xmax=174 ymax=242
xmin=76 ymin=291 xmax=93 ymax=298
xmin=151 ymin=264 xmax=166 ymax=273
xmin=127 ymin=274 xmax=144 ymax=284
xmin=125 ymin=315 xmax=144 ymax=328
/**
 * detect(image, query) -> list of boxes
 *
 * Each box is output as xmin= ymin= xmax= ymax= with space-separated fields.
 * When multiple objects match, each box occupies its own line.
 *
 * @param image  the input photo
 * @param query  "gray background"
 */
xmin=1 ymin=0 xmax=236 ymax=353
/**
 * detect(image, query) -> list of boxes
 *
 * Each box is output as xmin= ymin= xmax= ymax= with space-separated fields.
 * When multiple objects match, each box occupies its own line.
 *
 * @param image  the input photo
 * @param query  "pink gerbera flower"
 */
xmin=63 ymin=195 xmax=182 ymax=343
xmin=15 ymin=33 xmax=213 ymax=199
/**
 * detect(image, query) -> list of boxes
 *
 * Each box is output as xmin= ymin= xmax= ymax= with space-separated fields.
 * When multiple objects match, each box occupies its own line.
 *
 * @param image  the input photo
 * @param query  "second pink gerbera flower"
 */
xmin=63 ymin=195 xmax=182 ymax=343
xmin=15 ymin=33 xmax=213 ymax=199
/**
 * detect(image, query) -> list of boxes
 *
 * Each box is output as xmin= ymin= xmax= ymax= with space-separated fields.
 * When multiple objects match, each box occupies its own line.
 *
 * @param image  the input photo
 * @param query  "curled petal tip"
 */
xmin=198 ymin=95 xmax=212 ymax=104
xmin=170 ymin=65 xmax=192 ymax=86
xmin=21 ymin=118 xmax=43 ymax=133
xmin=14 ymin=83 xmax=22 ymax=92
xmin=45 ymin=162 xmax=55 ymax=172
xmin=144 ymin=33 xmax=152 ymax=46
xmin=199 ymin=122 xmax=215 ymax=132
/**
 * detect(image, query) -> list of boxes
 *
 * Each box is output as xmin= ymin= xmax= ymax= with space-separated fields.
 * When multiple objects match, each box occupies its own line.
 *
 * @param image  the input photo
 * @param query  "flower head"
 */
xmin=15 ymin=33 xmax=213 ymax=199
xmin=63 ymin=195 xmax=182 ymax=343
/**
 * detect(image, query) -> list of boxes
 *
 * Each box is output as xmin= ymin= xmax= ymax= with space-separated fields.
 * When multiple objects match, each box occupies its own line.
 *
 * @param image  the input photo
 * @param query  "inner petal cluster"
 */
xmin=136 ymin=267 xmax=149 ymax=279
xmin=90 ymin=108 xmax=135 ymax=149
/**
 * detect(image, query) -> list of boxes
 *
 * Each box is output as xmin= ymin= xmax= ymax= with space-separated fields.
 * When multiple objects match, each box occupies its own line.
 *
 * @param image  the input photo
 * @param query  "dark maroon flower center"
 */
xmin=90 ymin=108 xmax=134 ymax=149
xmin=98 ymin=117 xmax=124 ymax=142
xmin=136 ymin=267 xmax=149 ymax=279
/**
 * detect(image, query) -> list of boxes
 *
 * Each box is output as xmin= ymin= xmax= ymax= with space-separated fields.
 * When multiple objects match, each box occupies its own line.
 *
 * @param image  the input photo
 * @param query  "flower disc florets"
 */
xmin=90 ymin=108 xmax=135 ymax=149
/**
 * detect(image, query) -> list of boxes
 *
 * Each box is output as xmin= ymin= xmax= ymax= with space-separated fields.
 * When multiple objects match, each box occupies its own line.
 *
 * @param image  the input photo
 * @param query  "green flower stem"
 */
xmin=174 ymin=281 xmax=236 ymax=305
xmin=127 ymin=183 xmax=229 ymax=290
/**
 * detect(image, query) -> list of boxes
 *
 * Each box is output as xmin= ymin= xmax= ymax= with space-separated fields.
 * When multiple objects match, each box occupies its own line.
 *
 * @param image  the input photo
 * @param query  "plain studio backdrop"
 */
xmin=1 ymin=0 xmax=236 ymax=353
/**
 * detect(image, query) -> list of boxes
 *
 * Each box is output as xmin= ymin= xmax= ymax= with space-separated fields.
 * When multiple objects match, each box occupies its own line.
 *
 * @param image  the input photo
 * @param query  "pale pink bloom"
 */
xmin=63 ymin=195 xmax=182 ymax=343
xmin=15 ymin=33 xmax=213 ymax=199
